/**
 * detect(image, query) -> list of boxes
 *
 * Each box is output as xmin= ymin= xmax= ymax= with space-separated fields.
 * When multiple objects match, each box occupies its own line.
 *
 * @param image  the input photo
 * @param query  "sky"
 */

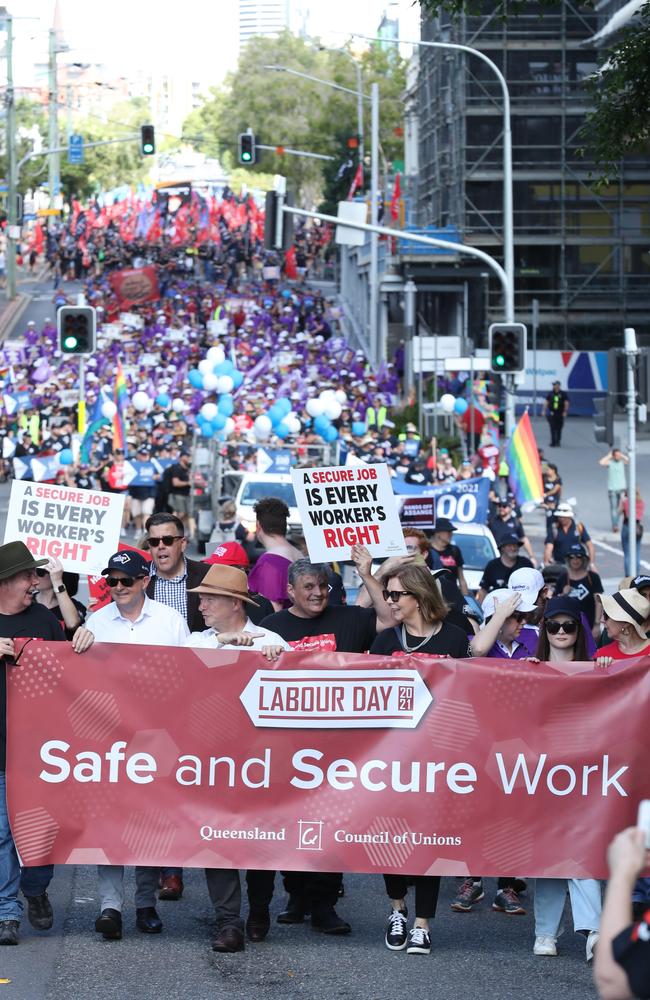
xmin=11 ymin=0 xmax=420 ymax=90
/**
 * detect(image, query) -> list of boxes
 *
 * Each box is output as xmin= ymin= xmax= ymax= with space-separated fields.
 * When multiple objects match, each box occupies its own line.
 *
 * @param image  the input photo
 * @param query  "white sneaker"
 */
xmin=586 ymin=930 xmax=599 ymax=963
xmin=533 ymin=935 xmax=557 ymax=956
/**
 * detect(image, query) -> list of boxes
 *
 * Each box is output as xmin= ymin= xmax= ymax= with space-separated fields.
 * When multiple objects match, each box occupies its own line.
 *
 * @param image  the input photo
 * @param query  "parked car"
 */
xmin=234 ymin=473 xmax=301 ymax=533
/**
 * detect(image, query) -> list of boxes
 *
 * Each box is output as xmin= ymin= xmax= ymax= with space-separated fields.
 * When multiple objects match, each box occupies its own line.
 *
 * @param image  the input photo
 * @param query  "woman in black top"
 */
xmin=369 ymin=564 xmax=468 ymax=956
xmin=33 ymin=559 xmax=86 ymax=638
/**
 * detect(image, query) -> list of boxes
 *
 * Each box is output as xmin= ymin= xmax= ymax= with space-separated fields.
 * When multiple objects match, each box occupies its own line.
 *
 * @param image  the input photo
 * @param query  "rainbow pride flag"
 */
xmin=112 ymin=361 xmax=128 ymax=452
xmin=506 ymin=411 xmax=544 ymax=504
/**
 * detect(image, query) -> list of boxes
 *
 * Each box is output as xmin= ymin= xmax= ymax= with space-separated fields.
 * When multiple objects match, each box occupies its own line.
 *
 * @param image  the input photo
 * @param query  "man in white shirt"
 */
xmin=185 ymin=563 xmax=289 ymax=952
xmin=73 ymin=549 xmax=189 ymax=941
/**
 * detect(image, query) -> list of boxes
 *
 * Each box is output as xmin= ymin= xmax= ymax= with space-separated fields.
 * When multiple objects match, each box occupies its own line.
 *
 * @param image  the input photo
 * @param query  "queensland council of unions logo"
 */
xmin=297 ymin=820 xmax=324 ymax=851
xmin=239 ymin=669 xmax=433 ymax=729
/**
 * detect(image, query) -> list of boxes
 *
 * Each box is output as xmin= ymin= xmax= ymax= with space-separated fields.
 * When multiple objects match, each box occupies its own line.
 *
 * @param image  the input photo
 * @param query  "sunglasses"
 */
xmin=105 ymin=575 xmax=145 ymax=588
xmin=509 ymin=612 xmax=529 ymax=623
xmin=35 ymin=568 xmax=49 ymax=577
xmin=545 ymin=620 xmax=579 ymax=635
xmin=146 ymin=535 xmax=184 ymax=548
xmin=382 ymin=589 xmax=414 ymax=603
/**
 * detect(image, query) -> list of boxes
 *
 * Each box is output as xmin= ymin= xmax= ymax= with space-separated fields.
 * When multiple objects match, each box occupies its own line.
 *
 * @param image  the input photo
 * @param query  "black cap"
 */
xmin=498 ymin=532 xmax=523 ymax=548
xmin=543 ymin=596 xmax=582 ymax=621
xmin=632 ymin=574 xmax=650 ymax=591
xmin=102 ymin=551 xmax=150 ymax=579
xmin=497 ymin=496 xmax=512 ymax=506
xmin=433 ymin=518 xmax=456 ymax=534
xmin=566 ymin=542 xmax=588 ymax=560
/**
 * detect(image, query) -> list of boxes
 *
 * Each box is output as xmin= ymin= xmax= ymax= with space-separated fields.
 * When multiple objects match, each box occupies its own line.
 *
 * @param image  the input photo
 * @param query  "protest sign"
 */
xmin=257 ymin=448 xmax=292 ymax=474
xmin=396 ymin=477 xmax=491 ymax=527
xmin=3 ymin=481 xmax=125 ymax=574
xmin=109 ymin=267 xmax=159 ymax=308
xmin=87 ymin=542 xmax=151 ymax=611
xmin=291 ymin=463 xmax=406 ymax=562
xmin=12 ymin=455 xmax=61 ymax=484
xmin=7 ymin=647 xmax=649 ymax=877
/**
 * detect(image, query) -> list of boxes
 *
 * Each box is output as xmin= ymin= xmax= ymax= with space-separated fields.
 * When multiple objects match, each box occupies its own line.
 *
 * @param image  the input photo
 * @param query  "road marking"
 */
xmin=593 ymin=537 xmax=650 ymax=570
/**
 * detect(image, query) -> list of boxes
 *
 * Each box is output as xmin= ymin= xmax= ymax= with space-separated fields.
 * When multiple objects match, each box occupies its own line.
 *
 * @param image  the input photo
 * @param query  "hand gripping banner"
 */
xmin=6 ymin=644 xmax=649 ymax=878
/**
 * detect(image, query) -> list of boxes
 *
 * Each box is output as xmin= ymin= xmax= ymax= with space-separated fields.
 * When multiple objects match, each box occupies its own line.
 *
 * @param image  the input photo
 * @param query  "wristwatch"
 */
xmin=55 ymin=584 xmax=66 ymax=594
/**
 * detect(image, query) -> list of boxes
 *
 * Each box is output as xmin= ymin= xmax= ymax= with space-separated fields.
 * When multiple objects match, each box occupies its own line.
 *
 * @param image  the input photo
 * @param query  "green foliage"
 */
xmin=182 ymin=32 xmax=406 ymax=203
xmin=418 ymin=0 xmax=593 ymax=16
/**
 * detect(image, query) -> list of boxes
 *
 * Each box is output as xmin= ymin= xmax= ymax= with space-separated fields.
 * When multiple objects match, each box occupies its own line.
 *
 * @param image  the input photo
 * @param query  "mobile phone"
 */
xmin=637 ymin=800 xmax=650 ymax=849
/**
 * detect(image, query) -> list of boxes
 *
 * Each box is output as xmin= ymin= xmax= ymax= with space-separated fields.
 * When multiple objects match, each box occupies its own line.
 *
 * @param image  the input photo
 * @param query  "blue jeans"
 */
xmin=0 ymin=771 xmax=53 ymax=921
xmin=534 ymin=878 xmax=601 ymax=937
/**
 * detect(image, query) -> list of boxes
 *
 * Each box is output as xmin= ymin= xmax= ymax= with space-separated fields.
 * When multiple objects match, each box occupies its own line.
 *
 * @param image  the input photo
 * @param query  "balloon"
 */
xmin=281 ymin=289 xmax=292 ymax=299
xmin=334 ymin=390 xmax=347 ymax=405
xmin=323 ymin=400 xmax=342 ymax=421
xmin=211 ymin=412 xmax=226 ymax=431
xmin=274 ymin=421 xmax=290 ymax=440
xmin=132 ymin=391 xmax=149 ymax=412
xmin=101 ymin=400 xmax=117 ymax=420
xmin=207 ymin=346 xmax=225 ymax=365
xmin=454 ymin=397 xmax=469 ymax=415
xmin=218 ymin=395 xmax=234 ymax=416
xmin=276 ymin=397 xmax=292 ymax=416
xmin=314 ymin=414 xmax=331 ymax=434
xmin=284 ymin=415 xmax=301 ymax=434
xmin=319 ymin=389 xmax=336 ymax=402
xmin=351 ymin=421 xmax=366 ymax=436
xmin=200 ymin=423 xmax=213 ymax=438
xmin=188 ymin=369 xmax=204 ymax=389
xmin=216 ymin=375 xmax=234 ymax=394
xmin=200 ymin=402 xmax=218 ymax=422
xmin=215 ymin=359 xmax=234 ymax=376
xmin=306 ymin=398 xmax=325 ymax=418
xmin=198 ymin=359 xmax=213 ymax=375
xmin=172 ymin=397 xmax=186 ymax=413
xmin=267 ymin=404 xmax=284 ymax=426
xmin=440 ymin=393 xmax=456 ymax=414
xmin=59 ymin=448 xmax=73 ymax=465
xmin=323 ymin=425 xmax=339 ymax=443
xmin=202 ymin=372 xmax=219 ymax=392
xmin=155 ymin=393 xmax=171 ymax=408
xmin=254 ymin=415 xmax=272 ymax=439
xmin=231 ymin=370 xmax=244 ymax=389
xmin=224 ymin=417 xmax=235 ymax=435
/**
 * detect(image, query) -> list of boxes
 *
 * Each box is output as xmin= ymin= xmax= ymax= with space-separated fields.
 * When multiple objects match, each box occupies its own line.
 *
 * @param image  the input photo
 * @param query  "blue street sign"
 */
xmin=68 ymin=134 xmax=84 ymax=165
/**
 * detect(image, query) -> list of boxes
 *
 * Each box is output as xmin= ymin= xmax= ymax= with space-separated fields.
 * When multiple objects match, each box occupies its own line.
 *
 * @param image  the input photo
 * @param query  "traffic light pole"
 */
xmin=625 ymin=328 xmax=638 ymax=577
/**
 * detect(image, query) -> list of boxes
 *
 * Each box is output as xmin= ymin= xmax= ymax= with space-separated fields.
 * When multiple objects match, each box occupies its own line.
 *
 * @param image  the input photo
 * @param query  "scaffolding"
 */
xmin=414 ymin=0 xmax=650 ymax=348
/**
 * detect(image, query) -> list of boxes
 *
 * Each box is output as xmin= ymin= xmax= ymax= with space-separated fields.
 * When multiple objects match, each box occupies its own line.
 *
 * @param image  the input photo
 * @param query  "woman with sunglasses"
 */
xmin=369 ymin=564 xmax=469 ymax=957
xmin=595 ymin=589 xmax=650 ymax=667
xmin=469 ymin=588 xmax=538 ymax=659
xmin=33 ymin=557 xmax=86 ymax=637
xmin=531 ymin=597 xmax=601 ymax=961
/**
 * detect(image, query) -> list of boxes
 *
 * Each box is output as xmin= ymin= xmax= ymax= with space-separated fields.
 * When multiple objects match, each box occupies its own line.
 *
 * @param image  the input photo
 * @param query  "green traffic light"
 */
xmin=63 ymin=335 xmax=78 ymax=351
xmin=143 ymin=143 xmax=154 ymax=154
xmin=495 ymin=354 xmax=505 ymax=367
xmin=241 ymin=151 xmax=251 ymax=161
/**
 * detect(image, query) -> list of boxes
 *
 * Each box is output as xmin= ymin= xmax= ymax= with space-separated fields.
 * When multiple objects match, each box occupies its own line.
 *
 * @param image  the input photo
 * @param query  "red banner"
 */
xmin=109 ymin=266 xmax=159 ymax=307
xmin=7 ymin=647 xmax=649 ymax=877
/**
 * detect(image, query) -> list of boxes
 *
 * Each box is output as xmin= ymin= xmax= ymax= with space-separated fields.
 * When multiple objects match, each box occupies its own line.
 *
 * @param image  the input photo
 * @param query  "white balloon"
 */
xmin=198 ymin=359 xmax=213 ymax=375
xmin=201 ymin=403 xmax=218 ymax=421
xmin=100 ymin=400 xmax=116 ymax=420
xmin=323 ymin=400 xmax=342 ymax=421
xmin=254 ymin=415 xmax=272 ymax=434
xmin=224 ymin=417 xmax=235 ymax=435
xmin=172 ymin=397 xmax=186 ymax=413
xmin=334 ymin=390 xmax=347 ymax=405
xmin=132 ymin=391 xmax=149 ymax=412
xmin=306 ymin=398 xmax=325 ymax=418
xmin=285 ymin=415 xmax=301 ymax=434
xmin=202 ymin=373 xmax=219 ymax=392
xmin=207 ymin=346 xmax=225 ymax=365
xmin=217 ymin=375 xmax=234 ymax=394
xmin=440 ymin=393 xmax=456 ymax=414
xmin=319 ymin=389 xmax=336 ymax=402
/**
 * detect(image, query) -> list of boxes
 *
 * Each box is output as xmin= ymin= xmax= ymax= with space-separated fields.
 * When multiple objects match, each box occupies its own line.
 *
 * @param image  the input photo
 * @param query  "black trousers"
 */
xmin=547 ymin=413 xmax=564 ymax=445
xmin=384 ymin=874 xmax=441 ymax=919
xmin=246 ymin=869 xmax=342 ymax=909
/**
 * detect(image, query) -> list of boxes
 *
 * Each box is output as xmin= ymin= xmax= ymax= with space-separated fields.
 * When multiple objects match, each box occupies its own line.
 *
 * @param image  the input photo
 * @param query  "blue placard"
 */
xmin=68 ymin=134 xmax=84 ymax=164
xmin=257 ymin=448 xmax=292 ymax=474
xmin=395 ymin=476 xmax=490 ymax=526
xmin=128 ymin=460 xmax=160 ymax=487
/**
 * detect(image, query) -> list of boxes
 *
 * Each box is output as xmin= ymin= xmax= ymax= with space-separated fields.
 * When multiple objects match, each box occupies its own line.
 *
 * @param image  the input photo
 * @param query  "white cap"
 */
xmin=555 ymin=502 xmax=575 ymax=518
xmin=508 ymin=567 xmax=545 ymax=603
xmin=481 ymin=587 xmax=537 ymax=619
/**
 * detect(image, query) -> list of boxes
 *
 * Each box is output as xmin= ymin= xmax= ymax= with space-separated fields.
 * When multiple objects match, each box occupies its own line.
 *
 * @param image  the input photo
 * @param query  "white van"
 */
xmin=234 ymin=473 xmax=301 ymax=533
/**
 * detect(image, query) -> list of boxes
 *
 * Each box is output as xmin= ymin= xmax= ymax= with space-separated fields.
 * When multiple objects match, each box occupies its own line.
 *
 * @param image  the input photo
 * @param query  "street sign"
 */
xmin=68 ymin=134 xmax=84 ymax=164
xmin=37 ymin=209 xmax=61 ymax=216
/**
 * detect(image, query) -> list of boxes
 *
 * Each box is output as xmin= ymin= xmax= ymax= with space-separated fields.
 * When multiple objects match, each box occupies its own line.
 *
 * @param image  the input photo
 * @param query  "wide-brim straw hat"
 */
xmin=599 ymin=588 xmax=650 ymax=640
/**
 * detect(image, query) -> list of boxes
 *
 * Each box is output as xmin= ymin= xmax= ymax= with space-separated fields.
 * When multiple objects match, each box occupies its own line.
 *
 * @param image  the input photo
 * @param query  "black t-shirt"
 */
xmin=479 ymin=555 xmax=533 ymax=593
xmin=613 ymin=909 xmax=650 ymax=999
xmin=168 ymin=462 xmax=190 ymax=496
xmin=429 ymin=543 xmax=464 ymax=581
xmin=554 ymin=569 xmax=603 ymax=627
xmin=369 ymin=620 xmax=470 ymax=658
xmin=0 ymin=603 xmax=65 ymax=770
xmin=489 ymin=516 xmax=525 ymax=545
xmin=248 ymin=592 xmax=274 ymax=626
xmin=260 ymin=605 xmax=376 ymax=653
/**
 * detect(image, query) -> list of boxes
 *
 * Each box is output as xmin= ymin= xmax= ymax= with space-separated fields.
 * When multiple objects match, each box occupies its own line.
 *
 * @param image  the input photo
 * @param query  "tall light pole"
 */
xmin=48 ymin=27 xmax=60 ymax=212
xmin=262 ymin=64 xmax=381 ymax=364
xmin=4 ymin=11 xmax=17 ymax=302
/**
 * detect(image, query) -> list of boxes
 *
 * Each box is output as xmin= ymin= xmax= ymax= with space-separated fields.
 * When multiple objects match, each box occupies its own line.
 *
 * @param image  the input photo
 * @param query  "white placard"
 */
xmin=207 ymin=319 xmax=229 ymax=336
xmin=335 ymin=201 xmax=367 ymax=246
xmin=291 ymin=463 xmax=407 ymax=563
xmin=4 ymin=481 xmax=125 ymax=574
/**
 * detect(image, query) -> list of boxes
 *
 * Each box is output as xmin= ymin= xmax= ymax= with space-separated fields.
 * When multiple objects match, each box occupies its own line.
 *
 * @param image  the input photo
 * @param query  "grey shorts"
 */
xmin=169 ymin=494 xmax=191 ymax=515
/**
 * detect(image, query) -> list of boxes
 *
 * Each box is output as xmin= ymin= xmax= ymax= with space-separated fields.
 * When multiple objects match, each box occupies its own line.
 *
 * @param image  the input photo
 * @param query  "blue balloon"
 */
xmin=314 ymin=415 xmax=331 ymax=434
xmin=274 ymin=421 xmax=290 ymax=439
xmin=323 ymin=425 xmax=338 ymax=443
xmin=59 ymin=448 xmax=74 ymax=465
xmin=231 ymin=370 xmax=244 ymax=388
xmin=276 ymin=397 xmax=291 ymax=416
xmin=218 ymin=395 xmax=234 ymax=416
xmin=215 ymin=359 xmax=235 ymax=376
xmin=454 ymin=397 xmax=469 ymax=415
xmin=188 ymin=369 xmax=204 ymax=388
xmin=268 ymin=404 xmax=284 ymax=426
xmin=352 ymin=421 xmax=367 ymax=436
xmin=200 ymin=423 xmax=213 ymax=438
xmin=211 ymin=413 xmax=227 ymax=431
xmin=155 ymin=393 xmax=171 ymax=408
xmin=281 ymin=289 xmax=292 ymax=299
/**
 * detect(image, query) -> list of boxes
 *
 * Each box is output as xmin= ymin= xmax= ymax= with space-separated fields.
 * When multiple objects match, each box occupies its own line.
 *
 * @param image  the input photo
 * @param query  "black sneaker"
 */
xmin=492 ymin=888 xmax=526 ymax=915
xmin=310 ymin=905 xmax=351 ymax=935
xmin=384 ymin=908 xmax=408 ymax=950
xmin=0 ymin=920 xmax=19 ymax=945
xmin=406 ymin=926 xmax=431 ymax=955
xmin=451 ymin=878 xmax=484 ymax=912
xmin=25 ymin=892 xmax=53 ymax=931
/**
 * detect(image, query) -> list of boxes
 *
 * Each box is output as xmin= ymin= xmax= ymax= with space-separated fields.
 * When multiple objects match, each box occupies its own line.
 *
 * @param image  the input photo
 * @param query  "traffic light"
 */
xmin=57 ymin=307 xmax=97 ymax=356
xmin=488 ymin=323 xmax=527 ymax=374
xmin=264 ymin=190 xmax=293 ymax=251
xmin=140 ymin=124 xmax=155 ymax=155
xmin=238 ymin=131 xmax=256 ymax=165
xmin=594 ymin=395 xmax=614 ymax=445
xmin=608 ymin=347 xmax=650 ymax=409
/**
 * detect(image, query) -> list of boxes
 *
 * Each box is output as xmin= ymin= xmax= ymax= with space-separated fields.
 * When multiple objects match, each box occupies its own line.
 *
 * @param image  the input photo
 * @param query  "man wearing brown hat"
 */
xmin=185 ymin=565 xmax=289 ymax=952
xmin=0 ymin=541 xmax=66 ymax=945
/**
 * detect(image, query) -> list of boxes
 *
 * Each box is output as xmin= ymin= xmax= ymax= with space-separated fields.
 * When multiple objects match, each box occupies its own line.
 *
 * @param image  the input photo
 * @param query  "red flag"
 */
xmin=284 ymin=246 xmax=298 ymax=280
xmin=347 ymin=162 xmax=364 ymax=200
xmin=390 ymin=172 xmax=401 ymax=222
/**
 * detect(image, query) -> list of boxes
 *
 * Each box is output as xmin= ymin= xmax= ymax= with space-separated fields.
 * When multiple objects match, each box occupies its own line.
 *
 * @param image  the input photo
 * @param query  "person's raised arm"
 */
xmin=469 ymin=593 xmax=522 ymax=657
xmin=350 ymin=545 xmax=406 ymax=630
